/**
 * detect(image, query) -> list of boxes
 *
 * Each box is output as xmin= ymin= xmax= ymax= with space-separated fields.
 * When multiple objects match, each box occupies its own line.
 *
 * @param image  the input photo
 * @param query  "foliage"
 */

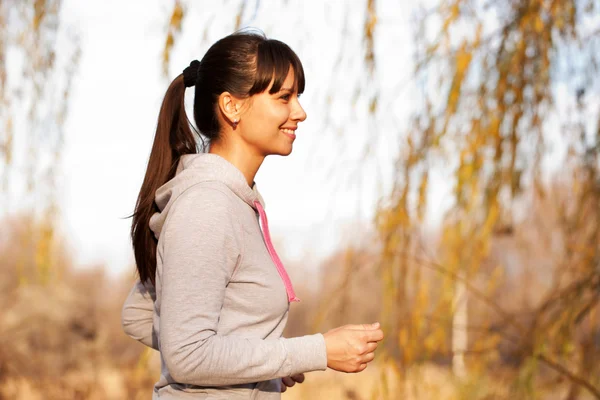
xmin=0 ymin=0 xmax=80 ymax=285
xmin=375 ymin=0 xmax=600 ymax=397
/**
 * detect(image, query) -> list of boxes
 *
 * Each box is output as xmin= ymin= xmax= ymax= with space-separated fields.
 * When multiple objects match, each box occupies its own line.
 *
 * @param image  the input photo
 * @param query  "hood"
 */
xmin=147 ymin=152 xmax=299 ymax=303
xmin=148 ymin=153 xmax=266 ymax=241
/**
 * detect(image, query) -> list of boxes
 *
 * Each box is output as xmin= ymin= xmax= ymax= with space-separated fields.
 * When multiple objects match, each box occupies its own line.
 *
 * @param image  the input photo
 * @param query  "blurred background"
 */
xmin=1 ymin=0 xmax=599 ymax=399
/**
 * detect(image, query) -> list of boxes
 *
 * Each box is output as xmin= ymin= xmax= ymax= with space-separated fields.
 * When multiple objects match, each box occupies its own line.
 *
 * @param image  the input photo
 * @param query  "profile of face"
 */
xmin=223 ymin=66 xmax=307 ymax=158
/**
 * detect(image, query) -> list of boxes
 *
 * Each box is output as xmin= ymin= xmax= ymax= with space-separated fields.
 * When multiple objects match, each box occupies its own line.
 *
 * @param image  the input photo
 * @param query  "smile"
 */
xmin=281 ymin=128 xmax=296 ymax=139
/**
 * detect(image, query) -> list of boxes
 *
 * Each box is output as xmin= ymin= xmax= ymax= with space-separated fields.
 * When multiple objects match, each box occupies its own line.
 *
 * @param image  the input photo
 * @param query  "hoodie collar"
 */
xmin=149 ymin=153 xmax=265 ymax=240
xmin=171 ymin=153 xmax=265 ymax=209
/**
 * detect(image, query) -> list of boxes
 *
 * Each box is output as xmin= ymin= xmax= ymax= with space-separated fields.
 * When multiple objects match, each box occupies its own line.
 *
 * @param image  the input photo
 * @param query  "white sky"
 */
xmin=55 ymin=0 xmax=419 ymax=276
xmin=40 ymin=0 xmax=452 ymax=277
xmin=6 ymin=0 xmax=577 ymax=278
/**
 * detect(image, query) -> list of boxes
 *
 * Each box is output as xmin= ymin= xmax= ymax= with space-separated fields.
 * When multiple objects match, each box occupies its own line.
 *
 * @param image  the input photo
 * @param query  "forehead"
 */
xmin=267 ymin=67 xmax=297 ymax=93
xmin=282 ymin=68 xmax=296 ymax=86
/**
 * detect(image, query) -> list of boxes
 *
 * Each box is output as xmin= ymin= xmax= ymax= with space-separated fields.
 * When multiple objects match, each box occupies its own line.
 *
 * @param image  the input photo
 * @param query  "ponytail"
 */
xmin=131 ymin=75 xmax=196 ymax=286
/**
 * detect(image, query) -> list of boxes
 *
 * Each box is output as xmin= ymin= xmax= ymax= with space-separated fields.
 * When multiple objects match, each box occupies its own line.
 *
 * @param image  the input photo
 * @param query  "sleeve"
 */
xmin=121 ymin=279 xmax=158 ymax=350
xmin=159 ymin=187 xmax=327 ymax=387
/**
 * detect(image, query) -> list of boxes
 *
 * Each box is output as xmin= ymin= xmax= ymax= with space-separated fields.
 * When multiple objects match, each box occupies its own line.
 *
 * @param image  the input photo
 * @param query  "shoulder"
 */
xmin=164 ymin=182 xmax=241 ymax=238
xmin=176 ymin=181 xmax=236 ymax=210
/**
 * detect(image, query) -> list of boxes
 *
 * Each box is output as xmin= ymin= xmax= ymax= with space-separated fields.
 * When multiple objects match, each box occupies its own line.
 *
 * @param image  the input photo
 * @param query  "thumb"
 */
xmin=353 ymin=322 xmax=380 ymax=330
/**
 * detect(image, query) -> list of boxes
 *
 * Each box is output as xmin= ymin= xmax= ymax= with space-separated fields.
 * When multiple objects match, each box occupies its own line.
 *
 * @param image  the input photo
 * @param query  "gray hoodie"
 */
xmin=121 ymin=153 xmax=327 ymax=399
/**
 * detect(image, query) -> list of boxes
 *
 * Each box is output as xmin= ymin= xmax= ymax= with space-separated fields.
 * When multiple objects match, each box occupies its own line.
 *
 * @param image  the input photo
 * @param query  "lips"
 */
xmin=280 ymin=124 xmax=297 ymax=139
xmin=280 ymin=128 xmax=296 ymax=140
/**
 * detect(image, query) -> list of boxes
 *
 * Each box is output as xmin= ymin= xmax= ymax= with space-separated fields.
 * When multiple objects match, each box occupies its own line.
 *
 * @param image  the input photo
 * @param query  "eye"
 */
xmin=280 ymin=93 xmax=291 ymax=101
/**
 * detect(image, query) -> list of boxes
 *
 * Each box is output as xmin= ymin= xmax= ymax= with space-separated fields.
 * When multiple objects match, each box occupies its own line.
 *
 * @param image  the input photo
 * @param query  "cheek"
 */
xmin=268 ymin=104 xmax=290 ymax=127
xmin=245 ymin=99 xmax=289 ymax=137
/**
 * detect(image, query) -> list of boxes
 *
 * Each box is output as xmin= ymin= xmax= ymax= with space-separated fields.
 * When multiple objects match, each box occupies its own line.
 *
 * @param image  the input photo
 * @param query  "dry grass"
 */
xmin=282 ymin=363 xmax=597 ymax=400
xmin=0 ymin=210 xmax=598 ymax=399
xmin=283 ymin=363 xmax=472 ymax=400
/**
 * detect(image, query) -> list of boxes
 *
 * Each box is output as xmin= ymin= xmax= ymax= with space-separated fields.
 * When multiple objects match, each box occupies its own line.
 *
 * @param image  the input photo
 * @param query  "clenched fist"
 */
xmin=323 ymin=322 xmax=384 ymax=373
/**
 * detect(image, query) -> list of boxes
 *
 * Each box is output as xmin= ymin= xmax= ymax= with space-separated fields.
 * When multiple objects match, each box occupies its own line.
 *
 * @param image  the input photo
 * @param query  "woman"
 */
xmin=121 ymin=30 xmax=384 ymax=399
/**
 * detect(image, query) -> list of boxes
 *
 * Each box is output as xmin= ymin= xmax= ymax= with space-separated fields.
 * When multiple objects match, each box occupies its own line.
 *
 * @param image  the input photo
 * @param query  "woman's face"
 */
xmin=238 ymin=67 xmax=307 ymax=157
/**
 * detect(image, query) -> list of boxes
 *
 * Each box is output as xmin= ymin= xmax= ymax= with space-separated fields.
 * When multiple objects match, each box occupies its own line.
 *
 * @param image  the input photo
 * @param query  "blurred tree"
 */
xmin=375 ymin=0 xmax=600 ymax=397
xmin=0 ymin=0 xmax=80 ymax=284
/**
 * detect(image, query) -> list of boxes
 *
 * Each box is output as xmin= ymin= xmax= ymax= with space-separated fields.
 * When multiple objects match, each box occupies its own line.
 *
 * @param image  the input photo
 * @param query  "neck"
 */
xmin=208 ymin=139 xmax=264 ymax=187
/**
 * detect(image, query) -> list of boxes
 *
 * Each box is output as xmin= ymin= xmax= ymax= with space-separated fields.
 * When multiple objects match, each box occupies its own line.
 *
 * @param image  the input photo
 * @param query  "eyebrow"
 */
xmin=279 ymin=87 xmax=293 ymax=92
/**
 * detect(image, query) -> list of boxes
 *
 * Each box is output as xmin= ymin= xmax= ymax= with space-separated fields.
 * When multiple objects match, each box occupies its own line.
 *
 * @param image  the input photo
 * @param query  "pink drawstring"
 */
xmin=253 ymin=201 xmax=300 ymax=303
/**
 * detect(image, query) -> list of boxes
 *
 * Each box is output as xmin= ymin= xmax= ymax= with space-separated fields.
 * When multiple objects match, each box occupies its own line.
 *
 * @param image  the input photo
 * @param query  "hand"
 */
xmin=323 ymin=322 xmax=384 ymax=373
xmin=280 ymin=373 xmax=305 ymax=393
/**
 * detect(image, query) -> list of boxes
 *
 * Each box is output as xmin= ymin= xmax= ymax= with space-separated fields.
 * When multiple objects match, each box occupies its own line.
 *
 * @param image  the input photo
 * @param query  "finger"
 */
xmin=360 ymin=351 xmax=376 ymax=364
xmin=282 ymin=377 xmax=295 ymax=388
xmin=361 ymin=341 xmax=378 ymax=354
xmin=291 ymin=373 xmax=305 ymax=383
xmin=363 ymin=328 xmax=384 ymax=342
xmin=280 ymin=382 xmax=287 ymax=393
xmin=356 ymin=363 xmax=368 ymax=373
xmin=348 ymin=322 xmax=380 ymax=330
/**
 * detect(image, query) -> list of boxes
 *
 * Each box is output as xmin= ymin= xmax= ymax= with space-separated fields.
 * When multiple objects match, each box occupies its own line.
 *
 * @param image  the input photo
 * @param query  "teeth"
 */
xmin=281 ymin=129 xmax=294 ymax=135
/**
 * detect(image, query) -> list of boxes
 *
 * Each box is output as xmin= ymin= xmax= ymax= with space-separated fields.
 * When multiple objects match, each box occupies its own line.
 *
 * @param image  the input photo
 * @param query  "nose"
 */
xmin=291 ymin=98 xmax=307 ymax=122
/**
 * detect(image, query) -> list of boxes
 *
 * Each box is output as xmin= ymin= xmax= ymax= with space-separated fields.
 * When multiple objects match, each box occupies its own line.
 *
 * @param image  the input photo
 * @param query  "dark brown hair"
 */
xmin=131 ymin=30 xmax=305 ymax=286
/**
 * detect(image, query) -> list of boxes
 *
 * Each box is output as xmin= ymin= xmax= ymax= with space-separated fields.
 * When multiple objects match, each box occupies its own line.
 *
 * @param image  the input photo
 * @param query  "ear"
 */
xmin=217 ymin=92 xmax=242 ymax=125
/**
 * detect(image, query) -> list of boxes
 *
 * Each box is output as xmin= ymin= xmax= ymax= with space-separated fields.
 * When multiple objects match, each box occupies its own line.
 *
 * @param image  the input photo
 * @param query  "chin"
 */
xmin=280 ymin=145 xmax=294 ymax=156
xmin=267 ymin=145 xmax=293 ymax=157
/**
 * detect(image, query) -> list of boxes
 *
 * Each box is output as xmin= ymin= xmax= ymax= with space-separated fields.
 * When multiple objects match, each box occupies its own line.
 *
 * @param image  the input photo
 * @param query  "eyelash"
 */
xmin=281 ymin=93 xmax=301 ymax=101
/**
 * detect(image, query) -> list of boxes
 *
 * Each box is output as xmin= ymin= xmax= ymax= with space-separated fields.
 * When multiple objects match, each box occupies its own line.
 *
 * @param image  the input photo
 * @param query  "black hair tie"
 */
xmin=183 ymin=60 xmax=201 ymax=88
